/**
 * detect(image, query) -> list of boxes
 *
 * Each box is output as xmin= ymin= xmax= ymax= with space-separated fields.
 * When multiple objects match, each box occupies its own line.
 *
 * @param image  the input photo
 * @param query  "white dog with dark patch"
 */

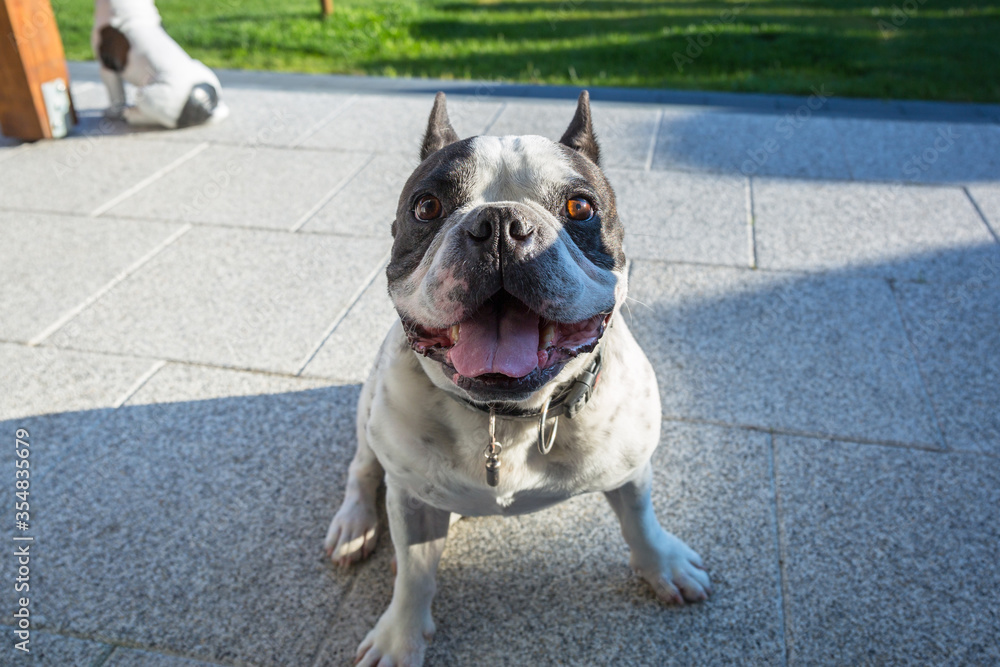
xmin=325 ymin=92 xmax=711 ymax=666
xmin=92 ymin=0 xmax=229 ymax=129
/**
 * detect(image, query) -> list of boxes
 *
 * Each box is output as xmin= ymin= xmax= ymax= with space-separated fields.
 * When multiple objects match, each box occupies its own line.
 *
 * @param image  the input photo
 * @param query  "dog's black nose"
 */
xmin=464 ymin=206 xmax=534 ymax=247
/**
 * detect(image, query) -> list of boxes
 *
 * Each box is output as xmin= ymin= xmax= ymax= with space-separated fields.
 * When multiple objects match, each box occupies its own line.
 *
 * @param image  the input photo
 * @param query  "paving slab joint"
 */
xmin=963 ymin=187 xmax=1000 ymax=244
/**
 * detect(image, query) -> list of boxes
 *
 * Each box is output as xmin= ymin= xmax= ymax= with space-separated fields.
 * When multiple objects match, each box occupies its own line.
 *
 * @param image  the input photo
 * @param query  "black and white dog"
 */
xmin=92 ymin=0 xmax=229 ymax=129
xmin=325 ymin=92 xmax=710 ymax=666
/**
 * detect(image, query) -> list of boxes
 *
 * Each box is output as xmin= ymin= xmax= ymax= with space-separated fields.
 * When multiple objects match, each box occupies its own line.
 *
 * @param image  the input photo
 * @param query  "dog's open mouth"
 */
xmin=404 ymin=291 xmax=610 ymax=391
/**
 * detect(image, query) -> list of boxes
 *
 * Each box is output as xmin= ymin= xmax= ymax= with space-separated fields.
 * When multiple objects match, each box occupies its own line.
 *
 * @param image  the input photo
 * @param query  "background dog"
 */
xmin=92 ymin=0 xmax=229 ymax=129
xmin=325 ymin=92 xmax=711 ymax=666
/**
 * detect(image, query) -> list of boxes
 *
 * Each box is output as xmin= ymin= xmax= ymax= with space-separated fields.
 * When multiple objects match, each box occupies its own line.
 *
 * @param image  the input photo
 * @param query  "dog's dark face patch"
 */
xmin=98 ymin=26 xmax=130 ymax=73
xmin=387 ymin=95 xmax=627 ymax=400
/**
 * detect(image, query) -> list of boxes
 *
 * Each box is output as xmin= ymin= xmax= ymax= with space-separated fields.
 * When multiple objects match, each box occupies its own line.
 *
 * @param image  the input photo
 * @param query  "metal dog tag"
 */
xmin=485 ymin=410 xmax=502 ymax=487
xmin=485 ymin=455 xmax=501 ymax=487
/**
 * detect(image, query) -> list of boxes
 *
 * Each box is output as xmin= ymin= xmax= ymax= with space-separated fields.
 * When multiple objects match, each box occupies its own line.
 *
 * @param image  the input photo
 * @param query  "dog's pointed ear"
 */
xmin=559 ymin=90 xmax=600 ymax=165
xmin=421 ymin=92 xmax=460 ymax=161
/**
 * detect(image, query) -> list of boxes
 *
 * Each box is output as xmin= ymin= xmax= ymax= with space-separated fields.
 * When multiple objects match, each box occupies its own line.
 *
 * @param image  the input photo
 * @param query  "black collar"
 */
xmin=444 ymin=350 xmax=603 ymax=421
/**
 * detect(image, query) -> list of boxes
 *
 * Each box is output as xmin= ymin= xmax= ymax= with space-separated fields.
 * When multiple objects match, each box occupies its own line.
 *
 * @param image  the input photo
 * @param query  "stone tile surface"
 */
xmin=0 ymin=137 xmax=199 ymax=215
xmin=894 ymin=281 xmax=1000 ymax=454
xmin=301 ymin=270 xmax=398 ymax=382
xmin=0 ymin=213 xmax=183 ymax=343
xmin=652 ymin=109 xmax=852 ymax=180
xmin=0 ymin=343 xmax=152 ymax=422
xmin=315 ymin=422 xmax=784 ymax=666
xmin=627 ymin=262 xmax=940 ymax=446
xmin=489 ymin=101 xmax=661 ymax=168
xmin=142 ymin=87 xmax=356 ymax=148
xmin=34 ymin=364 xmax=360 ymax=667
xmin=302 ymin=94 xmax=502 ymax=153
xmin=837 ymin=118 xmax=1000 ymax=183
xmin=47 ymin=226 xmax=389 ymax=373
xmin=0 ymin=346 xmax=156 ymax=594
xmin=0 ymin=629 xmax=110 ymax=666
xmin=754 ymin=179 xmax=1000 ymax=282
xmin=105 ymin=648 xmax=221 ymax=666
xmin=301 ymin=152 xmax=417 ymax=237
xmin=967 ymin=184 xmax=1000 ymax=238
xmin=607 ymin=168 xmax=747 ymax=266
xmin=776 ymin=436 xmax=1000 ymax=665
xmin=105 ymin=144 xmax=370 ymax=229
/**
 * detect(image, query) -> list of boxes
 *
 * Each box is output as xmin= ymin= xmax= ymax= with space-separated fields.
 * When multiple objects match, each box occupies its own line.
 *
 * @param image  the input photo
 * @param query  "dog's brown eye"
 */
xmin=414 ymin=195 xmax=442 ymax=221
xmin=566 ymin=198 xmax=594 ymax=221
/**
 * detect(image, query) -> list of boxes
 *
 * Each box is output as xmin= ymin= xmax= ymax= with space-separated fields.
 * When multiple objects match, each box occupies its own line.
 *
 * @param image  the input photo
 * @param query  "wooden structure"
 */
xmin=0 ymin=0 xmax=76 ymax=140
xmin=321 ymin=0 xmax=333 ymax=18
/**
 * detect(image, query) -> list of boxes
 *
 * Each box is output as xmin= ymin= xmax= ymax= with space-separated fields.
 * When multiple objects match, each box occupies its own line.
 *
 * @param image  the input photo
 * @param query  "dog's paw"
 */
xmin=324 ymin=497 xmax=378 ymax=567
xmin=104 ymin=104 xmax=126 ymax=121
xmin=355 ymin=606 xmax=434 ymax=667
xmin=632 ymin=533 xmax=712 ymax=605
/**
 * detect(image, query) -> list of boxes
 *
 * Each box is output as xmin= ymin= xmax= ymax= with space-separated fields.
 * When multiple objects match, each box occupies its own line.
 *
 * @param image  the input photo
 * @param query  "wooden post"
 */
xmin=0 ymin=0 xmax=76 ymax=141
xmin=320 ymin=0 xmax=333 ymax=18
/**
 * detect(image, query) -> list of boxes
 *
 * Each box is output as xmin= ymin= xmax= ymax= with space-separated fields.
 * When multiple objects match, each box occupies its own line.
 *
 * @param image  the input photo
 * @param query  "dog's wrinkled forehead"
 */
xmin=398 ymin=133 xmax=605 ymax=212
xmin=464 ymin=134 xmax=583 ymax=203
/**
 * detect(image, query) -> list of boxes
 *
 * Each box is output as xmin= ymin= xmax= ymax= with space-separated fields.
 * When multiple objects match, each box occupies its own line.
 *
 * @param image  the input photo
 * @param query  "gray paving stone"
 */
xmin=775 ymin=436 xmax=1000 ymax=665
xmin=967 ymin=184 xmax=1000 ymax=238
xmin=35 ymin=363 xmax=360 ymax=667
xmin=652 ymin=109 xmax=852 ymax=180
xmin=315 ymin=421 xmax=784 ymax=666
xmin=837 ymin=118 xmax=1000 ymax=183
xmin=105 ymin=647 xmax=230 ymax=666
xmin=301 ymin=270 xmax=397 ymax=382
xmin=607 ymin=168 xmax=747 ymax=266
xmin=68 ymin=80 xmax=354 ymax=149
xmin=894 ymin=280 xmax=1000 ymax=454
xmin=104 ymin=144 xmax=370 ymax=230
xmin=0 ymin=137 xmax=200 ymax=215
xmin=0 ymin=343 xmax=153 ymax=423
xmin=0 ymin=345 xmax=156 ymax=578
xmin=0 ymin=213 xmax=183 ymax=343
xmin=627 ymin=261 xmax=940 ymax=446
xmin=488 ymin=101 xmax=661 ymax=169
xmin=302 ymin=94 xmax=502 ymax=154
xmin=139 ymin=87 xmax=356 ymax=148
xmin=47 ymin=226 xmax=389 ymax=374
xmin=754 ymin=179 xmax=1000 ymax=282
xmin=0 ymin=628 xmax=110 ymax=666
xmin=300 ymin=152 xmax=418 ymax=237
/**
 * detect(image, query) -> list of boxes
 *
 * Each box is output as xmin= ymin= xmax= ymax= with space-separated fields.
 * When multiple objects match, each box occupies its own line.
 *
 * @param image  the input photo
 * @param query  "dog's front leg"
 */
xmin=99 ymin=66 xmax=126 ymax=118
xmin=605 ymin=462 xmax=712 ymax=604
xmin=355 ymin=484 xmax=450 ymax=667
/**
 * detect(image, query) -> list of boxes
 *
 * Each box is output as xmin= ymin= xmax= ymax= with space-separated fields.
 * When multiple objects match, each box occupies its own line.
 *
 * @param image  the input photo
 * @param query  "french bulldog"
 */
xmin=325 ymin=91 xmax=711 ymax=666
xmin=92 ymin=0 xmax=229 ymax=129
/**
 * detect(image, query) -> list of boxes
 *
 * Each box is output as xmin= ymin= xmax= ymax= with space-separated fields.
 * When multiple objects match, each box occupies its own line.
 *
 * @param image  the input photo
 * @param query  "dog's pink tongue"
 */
xmin=450 ymin=302 xmax=540 ymax=378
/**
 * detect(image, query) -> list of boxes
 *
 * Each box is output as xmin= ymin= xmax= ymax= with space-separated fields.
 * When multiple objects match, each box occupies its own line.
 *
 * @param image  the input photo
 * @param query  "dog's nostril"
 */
xmin=507 ymin=220 xmax=534 ymax=242
xmin=467 ymin=220 xmax=493 ymax=242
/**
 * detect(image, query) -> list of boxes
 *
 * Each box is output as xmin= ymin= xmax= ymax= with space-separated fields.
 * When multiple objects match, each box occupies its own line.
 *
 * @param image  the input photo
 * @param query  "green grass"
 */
xmin=53 ymin=0 xmax=1000 ymax=102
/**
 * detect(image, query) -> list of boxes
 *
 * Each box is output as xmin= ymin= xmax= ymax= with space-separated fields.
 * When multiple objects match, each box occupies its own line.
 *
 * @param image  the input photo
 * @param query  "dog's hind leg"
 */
xmin=355 ymin=484 xmax=449 ymax=667
xmin=325 ymin=379 xmax=384 ymax=566
xmin=604 ymin=462 xmax=712 ymax=604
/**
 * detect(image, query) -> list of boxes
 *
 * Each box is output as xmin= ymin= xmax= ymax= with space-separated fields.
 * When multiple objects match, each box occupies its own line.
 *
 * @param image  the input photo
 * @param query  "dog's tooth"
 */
xmin=540 ymin=323 xmax=556 ymax=349
xmin=450 ymin=324 xmax=460 ymax=344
